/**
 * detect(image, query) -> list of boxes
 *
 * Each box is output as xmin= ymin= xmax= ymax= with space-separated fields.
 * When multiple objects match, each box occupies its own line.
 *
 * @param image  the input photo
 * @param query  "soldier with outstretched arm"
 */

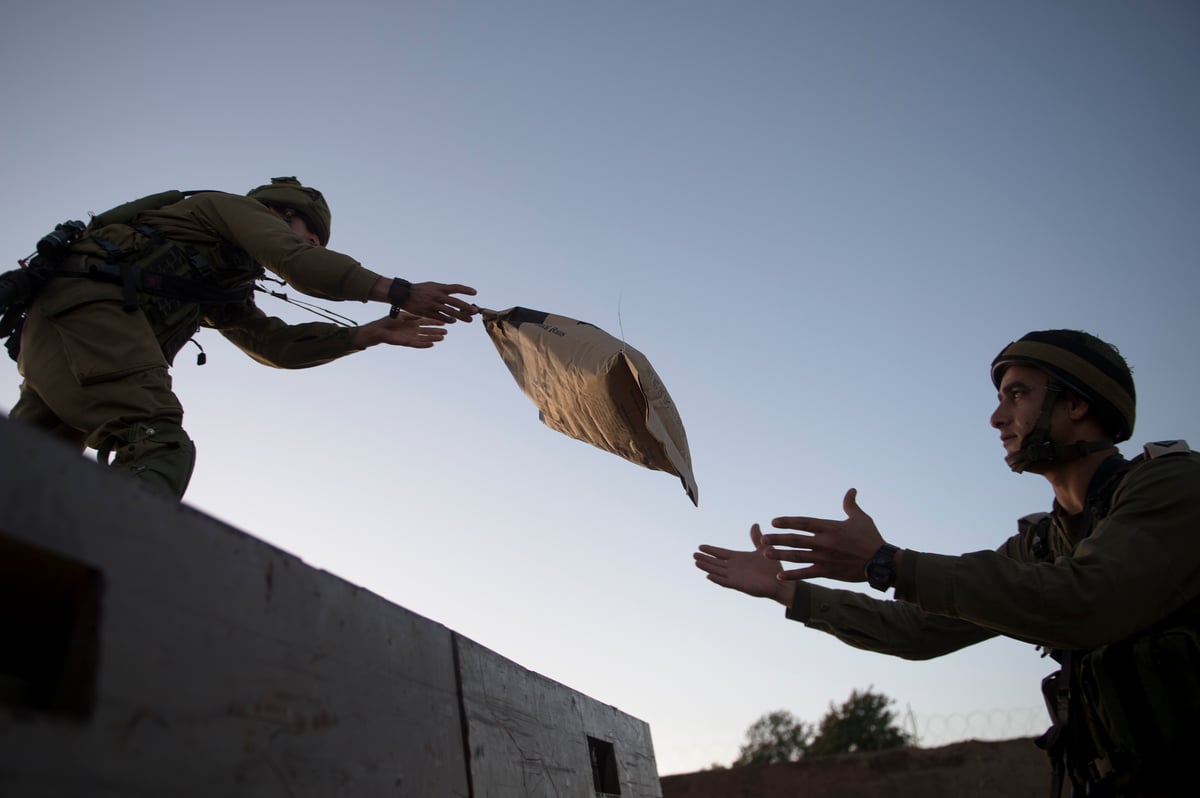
xmin=4 ymin=177 xmax=479 ymax=498
xmin=694 ymin=330 xmax=1200 ymax=797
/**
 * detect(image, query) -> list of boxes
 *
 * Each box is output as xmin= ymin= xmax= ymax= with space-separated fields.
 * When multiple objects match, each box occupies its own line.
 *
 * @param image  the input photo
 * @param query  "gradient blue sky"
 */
xmin=4 ymin=1 xmax=1198 ymax=775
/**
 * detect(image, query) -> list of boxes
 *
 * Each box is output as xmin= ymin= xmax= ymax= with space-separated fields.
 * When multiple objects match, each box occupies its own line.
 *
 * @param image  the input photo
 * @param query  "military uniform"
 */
xmin=10 ymin=190 xmax=382 ymax=496
xmin=786 ymin=448 xmax=1200 ymax=795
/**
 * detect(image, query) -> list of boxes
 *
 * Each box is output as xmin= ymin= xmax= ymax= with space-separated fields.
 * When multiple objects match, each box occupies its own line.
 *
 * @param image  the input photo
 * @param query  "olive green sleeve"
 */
xmin=894 ymin=454 xmax=1200 ymax=650
xmin=138 ymin=193 xmax=382 ymax=301
xmin=205 ymin=303 xmax=364 ymax=369
xmin=784 ymin=581 xmax=997 ymax=660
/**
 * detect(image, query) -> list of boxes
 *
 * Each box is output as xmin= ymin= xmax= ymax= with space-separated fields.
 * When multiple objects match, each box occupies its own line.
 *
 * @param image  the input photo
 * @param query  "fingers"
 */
xmin=428 ymin=284 xmax=478 ymax=319
xmin=413 ymin=331 xmax=447 ymax=345
xmin=698 ymin=523 xmax=770 ymax=559
xmin=431 ymin=294 xmax=477 ymax=322
xmin=381 ymin=321 xmax=448 ymax=348
xmin=770 ymin=515 xmax=834 ymax=533
xmin=771 ymin=488 xmax=866 ymax=532
xmin=692 ymin=551 xmax=728 ymax=579
xmin=420 ymin=305 xmax=469 ymax=324
xmin=407 ymin=283 xmax=480 ymax=323
xmin=843 ymin=487 xmax=860 ymax=516
xmin=442 ymin=304 xmax=477 ymax=323
xmin=698 ymin=499 xmax=871 ymax=591
xmin=384 ymin=313 xmax=445 ymax=328
xmin=393 ymin=319 xmax=447 ymax=335
xmin=777 ymin=565 xmax=825 ymax=582
xmin=760 ymin=532 xmax=815 ymax=551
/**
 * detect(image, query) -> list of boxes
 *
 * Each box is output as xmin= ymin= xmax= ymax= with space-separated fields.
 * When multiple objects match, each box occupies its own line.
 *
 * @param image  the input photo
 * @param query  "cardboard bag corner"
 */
xmin=482 ymin=307 xmax=698 ymax=505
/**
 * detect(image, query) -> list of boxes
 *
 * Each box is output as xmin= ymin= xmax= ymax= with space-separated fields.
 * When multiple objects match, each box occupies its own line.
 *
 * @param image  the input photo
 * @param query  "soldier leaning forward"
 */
xmin=5 ymin=177 xmax=478 ymax=498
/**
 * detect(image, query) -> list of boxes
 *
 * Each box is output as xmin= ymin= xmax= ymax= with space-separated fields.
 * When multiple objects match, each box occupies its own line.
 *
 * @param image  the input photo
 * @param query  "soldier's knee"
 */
xmin=98 ymin=419 xmax=196 ymax=498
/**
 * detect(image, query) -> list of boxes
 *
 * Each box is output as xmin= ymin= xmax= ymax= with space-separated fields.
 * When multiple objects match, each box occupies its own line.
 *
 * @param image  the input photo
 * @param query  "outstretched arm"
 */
xmin=694 ymin=493 xmax=996 ymax=659
xmin=371 ymin=276 xmax=479 ymax=323
xmin=762 ymin=488 xmax=902 ymax=583
xmin=351 ymin=312 xmax=447 ymax=349
xmin=211 ymin=302 xmax=447 ymax=368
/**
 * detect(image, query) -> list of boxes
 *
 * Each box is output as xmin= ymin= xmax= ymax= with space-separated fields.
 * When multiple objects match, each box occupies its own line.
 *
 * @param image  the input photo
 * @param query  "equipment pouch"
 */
xmin=1076 ymin=625 xmax=1200 ymax=787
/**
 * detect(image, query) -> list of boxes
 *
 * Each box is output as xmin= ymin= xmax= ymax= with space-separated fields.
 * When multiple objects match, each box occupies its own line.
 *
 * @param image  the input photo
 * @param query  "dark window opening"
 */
xmin=0 ymin=533 xmax=103 ymax=720
xmin=588 ymin=735 xmax=621 ymax=796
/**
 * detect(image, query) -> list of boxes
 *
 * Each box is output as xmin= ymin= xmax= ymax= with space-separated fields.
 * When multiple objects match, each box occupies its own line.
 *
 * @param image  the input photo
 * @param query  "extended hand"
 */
xmin=761 ymin=488 xmax=886 ymax=583
xmin=694 ymin=524 xmax=796 ymax=606
xmin=404 ymin=282 xmax=479 ymax=323
xmin=354 ymin=313 xmax=447 ymax=349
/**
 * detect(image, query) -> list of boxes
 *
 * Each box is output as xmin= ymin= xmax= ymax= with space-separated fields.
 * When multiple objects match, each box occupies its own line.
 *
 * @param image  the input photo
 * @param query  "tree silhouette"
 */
xmin=808 ymin=687 xmax=913 ymax=756
xmin=733 ymin=688 xmax=912 ymax=766
xmin=732 ymin=709 xmax=813 ymax=765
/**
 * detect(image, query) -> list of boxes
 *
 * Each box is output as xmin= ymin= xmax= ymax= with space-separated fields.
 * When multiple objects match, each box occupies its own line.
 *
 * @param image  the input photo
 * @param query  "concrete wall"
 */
xmin=0 ymin=415 xmax=661 ymax=797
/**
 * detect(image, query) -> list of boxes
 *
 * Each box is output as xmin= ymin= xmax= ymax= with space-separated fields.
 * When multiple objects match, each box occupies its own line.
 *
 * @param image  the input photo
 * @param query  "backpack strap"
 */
xmin=1081 ymin=455 xmax=1135 ymax=533
xmin=1019 ymin=512 xmax=1055 ymax=563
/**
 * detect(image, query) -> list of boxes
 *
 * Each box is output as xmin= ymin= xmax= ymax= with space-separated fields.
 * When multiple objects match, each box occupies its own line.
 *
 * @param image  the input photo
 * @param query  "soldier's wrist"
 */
xmin=387 ymin=278 xmax=412 ymax=319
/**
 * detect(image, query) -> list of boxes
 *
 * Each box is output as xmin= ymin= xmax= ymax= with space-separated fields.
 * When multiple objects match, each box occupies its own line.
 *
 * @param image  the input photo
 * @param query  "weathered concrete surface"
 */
xmin=458 ymin=635 xmax=661 ymax=797
xmin=0 ymin=415 xmax=660 ymax=797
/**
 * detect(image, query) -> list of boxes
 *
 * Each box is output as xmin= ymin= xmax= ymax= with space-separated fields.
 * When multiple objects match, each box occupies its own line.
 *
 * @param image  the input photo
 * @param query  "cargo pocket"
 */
xmin=45 ymin=294 xmax=167 ymax=386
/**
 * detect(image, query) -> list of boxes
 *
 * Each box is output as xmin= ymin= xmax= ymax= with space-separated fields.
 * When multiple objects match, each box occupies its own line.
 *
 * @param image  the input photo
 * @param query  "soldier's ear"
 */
xmin=1064 ymin=391 xmax=1091 ymax=421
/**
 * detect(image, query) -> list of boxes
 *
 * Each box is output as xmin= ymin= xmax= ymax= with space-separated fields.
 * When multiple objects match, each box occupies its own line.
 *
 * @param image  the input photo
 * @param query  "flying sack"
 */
xmin=482 ymin=306 xmax=698 ymax=505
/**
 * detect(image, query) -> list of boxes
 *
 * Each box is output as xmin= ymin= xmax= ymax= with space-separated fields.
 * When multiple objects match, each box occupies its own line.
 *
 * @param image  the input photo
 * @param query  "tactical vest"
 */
xmin=61 ymin=191 xmax=262 ymax=364
xmin=1031 ymin=440 xmax=1200 ymax=797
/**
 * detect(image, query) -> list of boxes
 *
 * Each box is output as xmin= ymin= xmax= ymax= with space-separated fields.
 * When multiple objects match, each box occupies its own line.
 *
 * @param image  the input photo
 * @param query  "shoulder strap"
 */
xmin=1083 ymin=456 xmax=1135 ymax=530
xmin=86 ymin=189 xmax=219 ymax=231
xmin=1143 ymin=440 xmax=1192 ymax=459
xmin=1020 ymin=511 xmax=1056 ymax=563
xmin=1085 ymin=441 xmax=1194 ymax=528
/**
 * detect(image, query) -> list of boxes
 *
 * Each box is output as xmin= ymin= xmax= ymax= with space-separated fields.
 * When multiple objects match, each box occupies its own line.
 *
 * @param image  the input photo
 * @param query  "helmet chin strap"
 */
xmin=1006 ymin=383 xmax=1114 ymax=473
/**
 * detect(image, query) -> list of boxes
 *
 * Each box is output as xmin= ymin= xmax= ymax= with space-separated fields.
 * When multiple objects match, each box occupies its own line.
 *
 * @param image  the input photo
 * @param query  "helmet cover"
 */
xmin=247 ymin=176 xmax=331 ymax=245
xmin=991 ymin=330 xmax=1135 ymax=442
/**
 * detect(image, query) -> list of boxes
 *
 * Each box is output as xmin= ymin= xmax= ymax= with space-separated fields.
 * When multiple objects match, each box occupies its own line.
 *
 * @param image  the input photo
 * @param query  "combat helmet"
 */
xmin=247 ymin=176 xmax=332 ymax=245
xmin=991 ymin=330 xmax=1136 ymax=473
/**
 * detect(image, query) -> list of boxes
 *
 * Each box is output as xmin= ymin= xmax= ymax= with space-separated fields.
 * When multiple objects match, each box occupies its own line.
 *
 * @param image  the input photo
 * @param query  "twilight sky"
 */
xmin=3 ymin=0 xmax=1198 ymax=775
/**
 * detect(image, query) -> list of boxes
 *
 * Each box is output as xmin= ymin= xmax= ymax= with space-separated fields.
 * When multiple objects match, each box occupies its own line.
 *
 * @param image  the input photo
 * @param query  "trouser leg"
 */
xmin=96 ymin=418 xmax=196 ymax=499
xmin=9 ymin=379 xmax=89 ymax=452
xmin=17 ymin=288 xmax=194 ymax=498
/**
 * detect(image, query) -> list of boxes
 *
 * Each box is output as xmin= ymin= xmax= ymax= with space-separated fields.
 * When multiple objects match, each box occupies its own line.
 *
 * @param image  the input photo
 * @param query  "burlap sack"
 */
xmin=482 ymin=307 xmax=698 ymax=505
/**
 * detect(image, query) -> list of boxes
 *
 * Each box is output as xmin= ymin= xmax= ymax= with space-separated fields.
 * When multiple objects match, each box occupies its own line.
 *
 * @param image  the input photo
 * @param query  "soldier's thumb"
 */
xmin=843 ymin=488 xmax=861 ymax=518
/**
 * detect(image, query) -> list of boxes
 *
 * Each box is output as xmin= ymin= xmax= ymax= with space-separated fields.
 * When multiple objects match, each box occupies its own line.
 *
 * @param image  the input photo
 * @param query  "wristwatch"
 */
xmin=865 ymin=543 xmax=900 ymax=592
xmin=387 ymin=277 xmax=413 ymax=319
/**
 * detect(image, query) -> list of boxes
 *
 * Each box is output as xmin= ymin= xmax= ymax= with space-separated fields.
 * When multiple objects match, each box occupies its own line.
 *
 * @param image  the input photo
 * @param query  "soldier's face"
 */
xmin=288 ymin=215 xmax=322 ymax=247
xmin=991 ymin=364 xmax=1053 ymax=456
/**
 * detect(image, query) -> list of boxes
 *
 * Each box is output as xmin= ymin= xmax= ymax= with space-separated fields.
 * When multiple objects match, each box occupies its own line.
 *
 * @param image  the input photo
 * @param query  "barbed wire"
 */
xmin=902 ymin=704 xmax=1045 ymax=747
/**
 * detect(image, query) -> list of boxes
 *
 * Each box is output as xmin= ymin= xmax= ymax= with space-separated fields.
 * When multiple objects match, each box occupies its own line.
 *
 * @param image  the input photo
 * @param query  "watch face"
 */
xmin=866 ymin=545 xmax=897 ymax=590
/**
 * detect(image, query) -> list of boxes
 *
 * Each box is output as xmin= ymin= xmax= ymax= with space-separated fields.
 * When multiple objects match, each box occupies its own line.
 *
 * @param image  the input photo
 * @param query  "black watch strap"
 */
xmin=387 ymin=278 xmax=412 ymax=319
xmin=865 ymin=543 xmax=900 ymax=592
